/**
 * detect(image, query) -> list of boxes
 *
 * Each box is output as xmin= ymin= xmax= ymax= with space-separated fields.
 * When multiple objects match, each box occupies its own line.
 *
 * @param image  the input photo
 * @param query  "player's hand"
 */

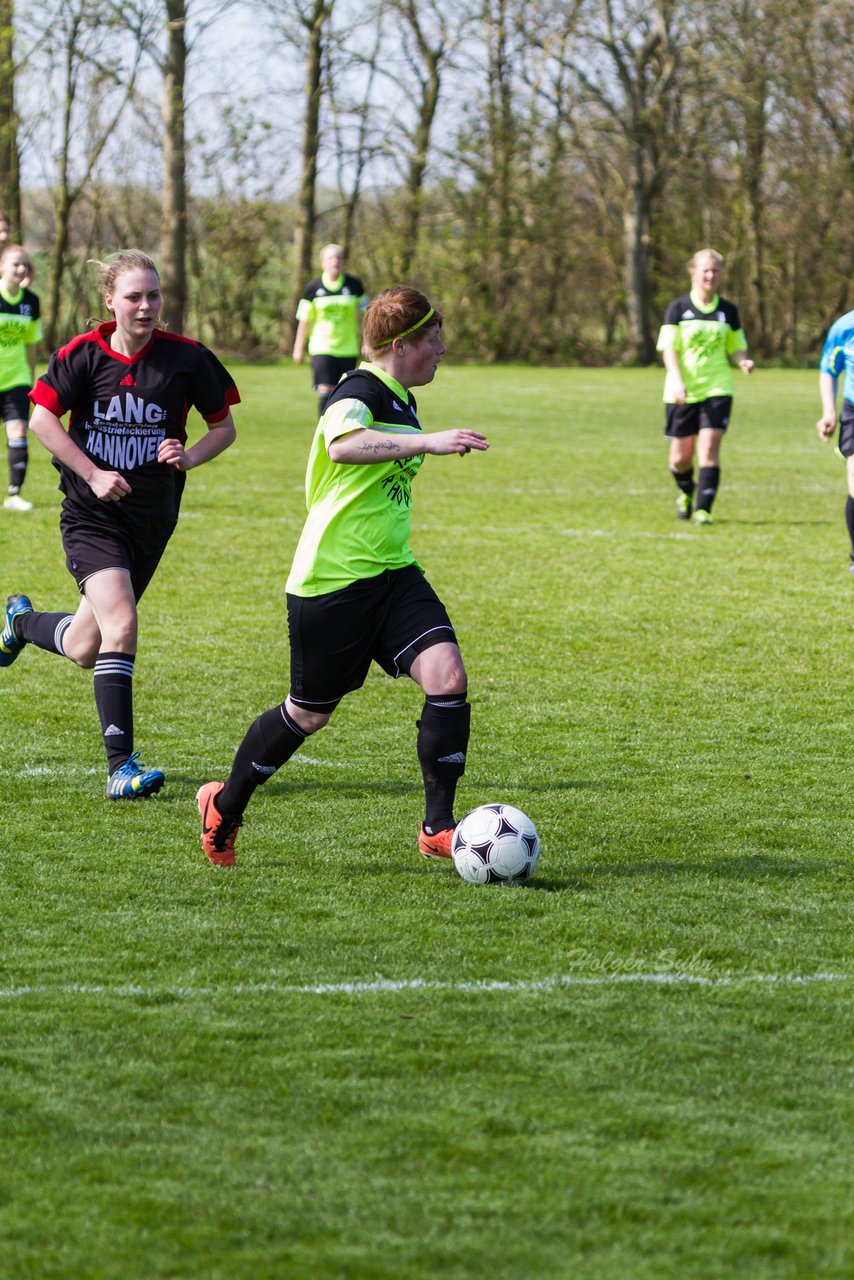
xmin=90 ymin=469 xmax=132 ymax=502
xmin=157 ymin=438 xmax=191 ymax=471
xmin=426 ymin=429 xmax=489 ymax=456
xmin=739 ymin=359 xmax=754 ymax=375
xmin=816 ymin=414 xmax=837 ymax=442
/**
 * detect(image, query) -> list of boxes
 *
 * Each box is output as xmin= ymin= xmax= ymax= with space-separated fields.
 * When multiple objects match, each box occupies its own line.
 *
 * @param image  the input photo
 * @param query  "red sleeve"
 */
xmin=29 ymin=379 xmax=65 ymax=417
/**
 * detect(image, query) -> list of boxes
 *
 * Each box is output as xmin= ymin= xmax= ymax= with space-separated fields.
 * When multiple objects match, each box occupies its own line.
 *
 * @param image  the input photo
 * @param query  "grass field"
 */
xmin=1 ymin=363 xmax=852 ymax=1279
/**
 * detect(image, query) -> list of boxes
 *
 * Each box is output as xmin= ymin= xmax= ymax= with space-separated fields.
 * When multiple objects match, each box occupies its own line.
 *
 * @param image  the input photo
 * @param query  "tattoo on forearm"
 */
xmin=359 ymin=440 xmax=401 ymax=454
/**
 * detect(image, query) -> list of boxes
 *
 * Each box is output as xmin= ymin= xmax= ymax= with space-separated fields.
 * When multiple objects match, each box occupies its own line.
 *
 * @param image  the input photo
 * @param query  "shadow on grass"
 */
xmin=162 ymin=773 xmax=604 ymax=800
xmin=717 ymin=518 xmax=832 ymax=528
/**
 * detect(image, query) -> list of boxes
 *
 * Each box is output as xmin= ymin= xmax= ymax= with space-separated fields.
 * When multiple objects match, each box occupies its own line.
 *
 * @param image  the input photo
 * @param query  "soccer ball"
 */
xmin=451 ymin=804 xmax=541 ymax=885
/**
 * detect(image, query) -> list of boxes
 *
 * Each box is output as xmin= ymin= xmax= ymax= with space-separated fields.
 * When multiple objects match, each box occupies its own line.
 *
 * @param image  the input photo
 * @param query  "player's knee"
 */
xmin=65 ymin=640 xmax=98 ymax=669
xmin=285 ymin=697 xmax=331 ymax=736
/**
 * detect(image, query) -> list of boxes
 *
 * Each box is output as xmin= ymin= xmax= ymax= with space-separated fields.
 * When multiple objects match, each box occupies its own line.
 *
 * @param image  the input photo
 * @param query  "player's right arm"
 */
xmin=817 ymin=321 xmax=846 ymax=442
xmin=661 ymin=345 xmax=687 ymax=404
xmin=29 ymin=404 xmax=132 ymax=501
xmin=816 ymin=371 xmax=838 ymax=442
xmin=292 ymin=319 xmax=309 ymax=364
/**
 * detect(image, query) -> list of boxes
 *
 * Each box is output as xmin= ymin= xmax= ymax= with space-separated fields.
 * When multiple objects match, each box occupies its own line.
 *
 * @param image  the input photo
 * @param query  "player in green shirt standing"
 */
xmin=657 ymin=248 xmax=753 ymax=525
xmin=292 ymin=244 xmax=368 ymax=420
xmin=0 ymin=245 xmax=42 ymax=511
xmin=197 ymin=285 xmax=489 ymax=867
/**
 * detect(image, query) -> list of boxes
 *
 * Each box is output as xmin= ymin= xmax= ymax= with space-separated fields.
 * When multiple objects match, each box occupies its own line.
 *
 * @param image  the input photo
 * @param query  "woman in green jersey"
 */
xmin=657 ymin=248 xmax=753 ymax=525
xmin=198 ymin=285 xmax=489 ymax=867
xmin=0 ymin=244 xmax=42 ymax=511
xmin=292 ymin=244 xmax=368 ymax=419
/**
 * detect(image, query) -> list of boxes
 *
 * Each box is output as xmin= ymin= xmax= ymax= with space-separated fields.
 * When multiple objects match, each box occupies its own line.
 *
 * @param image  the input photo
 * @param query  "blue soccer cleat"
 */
xmin=0 ymin=593 xmax=34 ymax=666
xmin=106 ymin=751 xmax=165 ymax=800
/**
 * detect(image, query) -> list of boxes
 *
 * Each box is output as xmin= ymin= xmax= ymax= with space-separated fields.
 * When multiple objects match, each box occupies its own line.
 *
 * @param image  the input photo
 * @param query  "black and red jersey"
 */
xmin=30 ymin=322 xmax=239 ymax=543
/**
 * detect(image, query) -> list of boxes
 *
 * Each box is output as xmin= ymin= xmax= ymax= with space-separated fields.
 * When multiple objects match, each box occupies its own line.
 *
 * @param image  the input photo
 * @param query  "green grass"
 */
xmin=1 ymin=365 xmax=852 ymax=1279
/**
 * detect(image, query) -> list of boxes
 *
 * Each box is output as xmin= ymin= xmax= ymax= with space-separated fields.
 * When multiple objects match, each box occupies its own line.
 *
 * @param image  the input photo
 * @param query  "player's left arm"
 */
xmin=26 ymin=343 xmax=37 ymax=384
xmin=727 ymin=326 xmax=753 ymax=375
xmin=157 ymin=412 xmax=236 ymax=471
xmin=329 ymin=426 xmax=488 ymax=463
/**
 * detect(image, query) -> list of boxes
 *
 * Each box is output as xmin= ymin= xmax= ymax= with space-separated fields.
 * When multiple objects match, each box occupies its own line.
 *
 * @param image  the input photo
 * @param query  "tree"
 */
xmin=34 ymin=0 xmax=152 ymax=346
xmin=264 ymin=0 xmax=336 ymax=351
xmin=0 ymin=0 xmax=21 ymax=231
xmin=529 ymin=0 xmax=684 ymax=362
xmin=161 ymin=0 xmax=188 ymax=331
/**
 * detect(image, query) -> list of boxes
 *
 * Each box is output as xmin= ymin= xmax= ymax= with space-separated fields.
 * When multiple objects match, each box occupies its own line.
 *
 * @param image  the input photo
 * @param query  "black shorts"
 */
xmin=665 ymin=396 xmax=733 ymax=438
xmin=837 ymin=400 xmax=854 ymax=458
xmin=0 ymin=386 xmax=31 ymax=423
xmin=60 ymin=501 xmax=171 ymax=599
xmin=287 ymin=564 xmax=456 ymax=714
xmin=311 ymin=354 xmax=358 ymax=391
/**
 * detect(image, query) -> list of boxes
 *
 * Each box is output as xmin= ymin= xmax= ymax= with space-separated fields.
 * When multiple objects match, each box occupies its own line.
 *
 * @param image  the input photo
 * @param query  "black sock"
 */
xmin=218 ymin=702 xmax=307 ymax=818
xmin=318 ymin=392 xmax=331 ymax=418
xmin=7 ymin=438 xmax=28 ymax=492
xmin=846 ymin=496 xmax=854 ymax=556
xmin=696 ymin=466 xmax=720 ymax=513
xmin=670 ymin=467 xmax=695 ymax=496
xmin=16 ymin=609 xmax=74 ymax=656
xmin=417 ymin=694 xmax=471 ymax=833
xmin=93 ymin=652 xmax=135 ymax=773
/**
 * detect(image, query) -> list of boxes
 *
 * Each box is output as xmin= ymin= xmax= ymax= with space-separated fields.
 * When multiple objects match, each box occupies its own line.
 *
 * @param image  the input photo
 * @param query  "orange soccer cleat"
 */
xmin=197 ymin=781 xmax=241 ymax=867
xmin=418 ymin=823 xmax=455 ymax=861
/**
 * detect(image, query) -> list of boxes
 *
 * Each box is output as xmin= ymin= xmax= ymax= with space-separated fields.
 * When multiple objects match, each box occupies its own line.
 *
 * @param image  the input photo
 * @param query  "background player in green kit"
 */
xmin=657 ymin=248 xmax=754 ymax=525
xmin=197 ymin=285 xmax=489 ymax=867
xmin=292 ymin=244 xmax=368 ymax=419
xmin=0 ymin=244 xmax=42 ymax=511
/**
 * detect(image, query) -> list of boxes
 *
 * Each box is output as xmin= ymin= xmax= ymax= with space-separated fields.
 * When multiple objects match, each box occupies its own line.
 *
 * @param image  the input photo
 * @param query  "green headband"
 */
xmin=376 ymin=307 xmax=435 ymax=346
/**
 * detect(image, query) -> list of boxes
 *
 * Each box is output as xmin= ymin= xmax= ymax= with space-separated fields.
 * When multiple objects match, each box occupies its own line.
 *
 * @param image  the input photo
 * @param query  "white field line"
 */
xmin=0 ymin=973 xmax=849 ymax=1001
xmin=12 ymin=754 xmax=347 ymax=778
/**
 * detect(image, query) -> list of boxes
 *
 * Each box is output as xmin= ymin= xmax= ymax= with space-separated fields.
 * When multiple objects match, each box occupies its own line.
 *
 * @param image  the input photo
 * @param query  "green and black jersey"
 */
xmin=0 ymin=284 xmax=41 ymax=391
xmin=295 ymin=272 xmax=367 ymax=358
xmin=657 ymin=291 xmax=748 ymax=403
xmin=286 ymin=363 xmax=427 ymax=597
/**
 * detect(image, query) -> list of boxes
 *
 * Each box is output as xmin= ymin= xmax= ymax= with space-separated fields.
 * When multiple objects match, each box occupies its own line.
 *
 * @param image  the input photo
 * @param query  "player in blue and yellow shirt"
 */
xmin=0 ymin=245 xmax=42 ymax=511
xmin=197 ymin=285 xmax=489 ymax=867
xmin=657 ymin=249 xmax=753 ymax=525
xmin=817 ymin=309 xmax=854 ymax=571
xmin=292 ymin=244 xmax=367 ymax=419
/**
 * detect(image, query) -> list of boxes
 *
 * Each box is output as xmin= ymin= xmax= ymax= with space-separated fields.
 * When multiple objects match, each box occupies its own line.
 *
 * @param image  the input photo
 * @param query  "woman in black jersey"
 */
xmin=0 ymin=250 xmax=238 ymax=799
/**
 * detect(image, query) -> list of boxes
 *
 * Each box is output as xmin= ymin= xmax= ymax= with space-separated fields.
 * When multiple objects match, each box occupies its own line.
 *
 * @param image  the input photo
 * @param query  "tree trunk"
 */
xmin=622 ymin=175 xmax=654 ymax=364
xmin=0 ymin=0 xmax=21 ymax=233
xmin=161 ymin=0 xmax=188 ymax=334
xmin=286 ymin=0 xmax=330 ymax=353
xmin=397 ymin=53 xmax=440 ymax=279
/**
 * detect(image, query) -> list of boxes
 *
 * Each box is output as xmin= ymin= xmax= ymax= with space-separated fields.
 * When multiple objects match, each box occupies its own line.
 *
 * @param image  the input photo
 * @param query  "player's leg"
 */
xmin=312 ymin=355 xmax=355 ymax=418
xmin=81 ymin=567 xmax=160 ymax=797
xmin=666 ymin=404 xmax=697 ymax=519
xmin=6 ymin=590 xmax=98 ymax=666
xmin=4 ymin=398 xmax=32 ymax=510
xmin=377 ymin=567 xmax=470 ymax=859
xmin=197 ymin=584 xmax=372 ymax=865
xmin=409 ymin=641 xmax=471 ymax=859
xmin=838 ymin=404 xmax=854 ymax=572
xmin=4 ymin=507 xmax=114 ymax=667
xmin=693 ymin=399 xmax=731 ymax=524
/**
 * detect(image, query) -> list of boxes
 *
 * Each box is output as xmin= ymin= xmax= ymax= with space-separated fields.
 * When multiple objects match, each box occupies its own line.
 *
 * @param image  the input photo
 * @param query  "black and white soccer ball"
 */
xmin=451 ymin=804 xmax=541 ymax=885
